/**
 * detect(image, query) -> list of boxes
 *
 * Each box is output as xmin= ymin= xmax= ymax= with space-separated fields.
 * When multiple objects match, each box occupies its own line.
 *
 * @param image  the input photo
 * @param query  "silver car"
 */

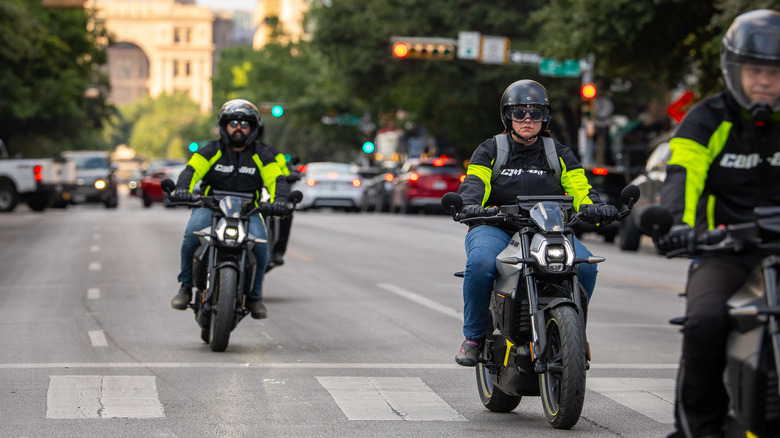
xmin=292 ymin=162 xmax=363 ymax=211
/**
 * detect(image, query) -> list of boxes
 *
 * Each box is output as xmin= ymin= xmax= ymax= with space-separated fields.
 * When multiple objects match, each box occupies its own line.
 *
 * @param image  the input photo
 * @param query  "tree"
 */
xmin=0 ymin=1 xmax=113 ymax=157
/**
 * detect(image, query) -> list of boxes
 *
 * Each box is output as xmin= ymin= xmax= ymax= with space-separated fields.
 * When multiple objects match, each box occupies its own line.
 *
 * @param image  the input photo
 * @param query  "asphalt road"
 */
xmin=0 ymin=192 xmax=690 ymax=437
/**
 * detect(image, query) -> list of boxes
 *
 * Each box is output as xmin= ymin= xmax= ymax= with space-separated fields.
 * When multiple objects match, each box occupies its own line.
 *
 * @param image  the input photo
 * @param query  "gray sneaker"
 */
xmin=455 ymin=338 xmax=484 ymax=367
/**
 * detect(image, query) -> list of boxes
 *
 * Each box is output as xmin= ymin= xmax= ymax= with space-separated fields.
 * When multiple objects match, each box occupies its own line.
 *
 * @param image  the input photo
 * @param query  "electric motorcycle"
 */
xmin=162 ymin=178 xmax=302 ymax=352
xmin=441 ymin=185 xmax=639 ymax=429
xmin=641 ymin=205 xmax=780 ymax=437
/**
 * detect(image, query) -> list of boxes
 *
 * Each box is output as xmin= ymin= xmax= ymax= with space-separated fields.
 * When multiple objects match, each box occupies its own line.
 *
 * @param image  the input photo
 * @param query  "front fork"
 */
xmin=762 ymin=256 xmax=780 ymax=396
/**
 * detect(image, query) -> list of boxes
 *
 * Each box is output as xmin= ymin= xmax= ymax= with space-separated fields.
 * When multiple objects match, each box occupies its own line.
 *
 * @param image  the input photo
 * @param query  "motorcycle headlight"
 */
xmin=225 ymin=226 xmax=239 ymax=239
xmin=215 ymin=220 xmax=246 ymax=246
xmin=545 ymin=245 xmax=566 ymax=264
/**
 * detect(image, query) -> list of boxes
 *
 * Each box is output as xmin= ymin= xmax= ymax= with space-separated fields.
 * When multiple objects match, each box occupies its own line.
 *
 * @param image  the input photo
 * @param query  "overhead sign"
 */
xmin=479 ymin=36 xmax=509 ymax=65
xmin=509 ymin=51 xmax=541 ymax=65
xmin=539 ymin=58 xmax=580 ymax=77
xmin=457 ymin=31 xmax=481 ymax=60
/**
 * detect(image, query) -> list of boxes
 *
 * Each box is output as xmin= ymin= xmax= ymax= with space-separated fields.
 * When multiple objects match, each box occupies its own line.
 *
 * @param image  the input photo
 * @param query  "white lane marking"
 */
xmin=318 ymin=376 xmax=466 ymax=421
xmin=88 ymin=330 xmax=109 ymax=347
xmin=377 ymin=283 xmax=462 ymax=320
xmin=47 ymin=376 xmax=164 ymax=419
xmin=88 ymin=262 xmax=101 ymax=271
xmin=87 ymin=288 xmax=100 ymax=300
xmin=0 ymin=362 xmax=679 ymax=370
xmin=588 ymin=377 xmax=675 ymax=424
xmin=91 ymin=245 xmax=100 ymax=253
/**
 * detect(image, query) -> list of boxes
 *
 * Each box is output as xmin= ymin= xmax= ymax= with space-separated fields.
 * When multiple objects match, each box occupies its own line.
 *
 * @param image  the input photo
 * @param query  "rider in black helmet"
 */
xmin=454 ymin=79 xmax=617 ymax=367
xmin=658 ymin=9 xmax=780 ymax=438
xmin=169 ymin=99 xmax=291 ymax=319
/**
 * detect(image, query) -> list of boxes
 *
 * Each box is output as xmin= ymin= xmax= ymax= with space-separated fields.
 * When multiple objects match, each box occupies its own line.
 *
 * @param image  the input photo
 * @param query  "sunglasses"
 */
xmin=228 ymin=120 xmax=251 ymax=129
xmin=505 ymin=107 xmax=546 ymax=123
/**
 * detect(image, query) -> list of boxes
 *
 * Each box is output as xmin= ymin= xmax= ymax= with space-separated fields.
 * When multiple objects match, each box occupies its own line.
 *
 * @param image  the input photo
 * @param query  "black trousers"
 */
xmin=671 ymin=254 xmax=761 ymax=437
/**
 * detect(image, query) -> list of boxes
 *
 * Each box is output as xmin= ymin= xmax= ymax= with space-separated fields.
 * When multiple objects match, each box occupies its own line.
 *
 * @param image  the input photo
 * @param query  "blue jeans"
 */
xmin=462 ymin=225 xmax=596 ymax=340
xmin=177 ymin=207 xmax=269 ymax=300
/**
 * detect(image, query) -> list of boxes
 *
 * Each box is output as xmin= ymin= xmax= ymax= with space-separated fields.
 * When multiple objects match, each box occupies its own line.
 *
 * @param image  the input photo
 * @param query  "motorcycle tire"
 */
xmin=209 ymin=267 xmax=238 ymax=352
xmin=540 ymin=305 xmax=587 ymax=429
xmin=476 ymin=337 xmax=521 ymax=412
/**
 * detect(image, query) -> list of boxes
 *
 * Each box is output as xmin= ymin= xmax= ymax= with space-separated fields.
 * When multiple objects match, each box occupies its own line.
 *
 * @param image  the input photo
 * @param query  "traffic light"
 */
xmin=390 ymin=36 xmax=456 ymax=60
xmin=271 ymin=105 xmax=283 ymax=117
xmin=362 ymin=141 xmax=375 ymax=154
xmin=580 ymin=83 xmax=597 ymax=100
xmin=189 ymin=142 xmax=199 ymax=152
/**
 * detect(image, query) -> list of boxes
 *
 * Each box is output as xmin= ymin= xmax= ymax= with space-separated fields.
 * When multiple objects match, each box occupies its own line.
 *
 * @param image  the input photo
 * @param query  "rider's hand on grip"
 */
xmin=459 ymin=204 xmax=485 ymax=220
xmin=270 ymin=201 xmax=290 ymax=216
xmin=597 ymin=204 xmax=619 ymax=224
xmin=170 ymin=187 xmax=192 ymax=202
xmin=657 ymin=224 xmax=696 ymax=256
xmin=578 ymin=204 xmax=600 ymax=223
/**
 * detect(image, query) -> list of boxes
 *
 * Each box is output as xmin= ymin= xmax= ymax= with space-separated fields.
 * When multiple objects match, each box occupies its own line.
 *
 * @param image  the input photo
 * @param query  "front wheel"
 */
xmin=476 ymin=337 xmax=522 ymax=412
xmin=209 ymin=267 xmax=237 ymax=352
xmin=540 ymin=305 xmax=587 ymax=429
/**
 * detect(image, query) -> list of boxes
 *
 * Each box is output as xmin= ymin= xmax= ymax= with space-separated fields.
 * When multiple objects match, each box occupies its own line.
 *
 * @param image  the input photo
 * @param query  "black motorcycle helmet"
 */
xmin=500 ymin=79 xmax=552 ymax=132
xmin=721 ymin=9 xmax=780 ymax=115
xmin=217 ymin=99 xmax=264 ymax=146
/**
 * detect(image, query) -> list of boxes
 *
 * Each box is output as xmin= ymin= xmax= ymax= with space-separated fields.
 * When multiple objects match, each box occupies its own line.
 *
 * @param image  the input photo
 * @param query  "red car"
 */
xmin=138 ymin=164 xmax=186 ymax=207
xmin=390 ymin=157 xmax=465 ymax=214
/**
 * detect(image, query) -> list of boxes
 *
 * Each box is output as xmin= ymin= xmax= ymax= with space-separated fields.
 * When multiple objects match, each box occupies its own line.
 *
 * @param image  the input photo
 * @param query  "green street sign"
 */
xmin=539 ymin=58 xmax=580 ymax=77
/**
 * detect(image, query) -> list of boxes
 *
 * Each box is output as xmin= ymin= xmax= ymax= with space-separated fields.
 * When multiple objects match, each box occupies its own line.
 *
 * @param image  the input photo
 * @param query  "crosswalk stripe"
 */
xmin=318 ymin=376 xmax=467 ymax=421
xmin=587 ymin=377 xmax=675 ymax=424
xmin=46 ymin=376 xmax=164 ymax=419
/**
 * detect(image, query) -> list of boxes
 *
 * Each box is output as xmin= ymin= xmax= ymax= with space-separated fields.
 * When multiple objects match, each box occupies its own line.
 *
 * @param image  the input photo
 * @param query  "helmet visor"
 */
xmin=504 ymin=106 xmax=548 ymax=122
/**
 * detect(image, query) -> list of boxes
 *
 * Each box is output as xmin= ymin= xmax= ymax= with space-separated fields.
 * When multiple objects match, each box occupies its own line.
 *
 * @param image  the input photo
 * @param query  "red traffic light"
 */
xmin=580 ymin=83 xmax=597 ymax=99
xmin=392 ymin=42 xmax=410 ymax=59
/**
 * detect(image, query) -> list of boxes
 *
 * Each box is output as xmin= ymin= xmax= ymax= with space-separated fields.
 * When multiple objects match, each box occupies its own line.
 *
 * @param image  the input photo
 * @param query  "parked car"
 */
xmin=61 ymin=150 xmax=118 ymax=208
xmin=390 ymin=157 xmax=465 ymax=214
xmin=360 ymin=164 xmax=399 ymax=213
xmin=619 ymin=138 xmax=672 ymax=251
xmin=292 ymin=162 xmax=363 ymax=211
xmin=138 ymin=164 xmax=187 ymax=207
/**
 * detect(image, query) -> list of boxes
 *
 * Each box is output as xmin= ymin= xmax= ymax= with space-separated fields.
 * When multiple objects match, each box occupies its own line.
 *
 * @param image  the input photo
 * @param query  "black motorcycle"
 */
xmin=641 ymin=205 xmax=780 ymax=437
xmin=162 ymin=178 xmax=302 ymax=352
xmin=441 ymin=185 xmax=639 ymax=429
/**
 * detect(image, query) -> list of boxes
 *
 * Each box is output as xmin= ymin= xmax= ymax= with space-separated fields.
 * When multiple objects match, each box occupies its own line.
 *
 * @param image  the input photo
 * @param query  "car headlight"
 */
xmin=94 ymin=180 xmax=106 ymax=190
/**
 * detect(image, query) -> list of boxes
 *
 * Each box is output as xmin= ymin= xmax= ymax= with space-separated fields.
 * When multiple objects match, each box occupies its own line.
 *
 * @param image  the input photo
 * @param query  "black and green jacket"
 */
xmin=661 ymin=92 xmax=780 ymax=233
xmin=176 ymin=139 xmax=290 ymax=204
xmin=458 ymin=134 xmax=603 ymax=214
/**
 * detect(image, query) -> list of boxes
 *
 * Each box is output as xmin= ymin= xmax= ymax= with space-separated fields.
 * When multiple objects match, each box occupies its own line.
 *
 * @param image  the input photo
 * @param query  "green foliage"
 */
xmin=0 ymin=1 xmax=113 ymax=157
xmin=108 ymin=93 xmax=212 ymax=160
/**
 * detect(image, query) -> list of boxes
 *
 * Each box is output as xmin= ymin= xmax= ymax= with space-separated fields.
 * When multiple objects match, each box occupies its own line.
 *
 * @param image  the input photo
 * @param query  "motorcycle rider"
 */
xmin=169 ymin=99 xmax=291 ymax=319
xmin=455 ymin=79 xmax=618 ymax=366
xmin=262 ymin=143 xmax=301 ymax=267
xmin=656 ymin=9 xmax=780 ymax=438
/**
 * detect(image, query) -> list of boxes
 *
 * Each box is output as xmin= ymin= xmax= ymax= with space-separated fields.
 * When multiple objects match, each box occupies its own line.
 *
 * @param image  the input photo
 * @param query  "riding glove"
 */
xmin=597 ymin=204 xmax=620 ymax=224
xmin=170 ymin=187 xmax=192 ymax=202
xmin=657 ymin=224 xmax=696 ymax=256
xmin=270 ymin=201 xmax=290 ymax=216
xmin=459 ymin=204 xmax=485 ymax=219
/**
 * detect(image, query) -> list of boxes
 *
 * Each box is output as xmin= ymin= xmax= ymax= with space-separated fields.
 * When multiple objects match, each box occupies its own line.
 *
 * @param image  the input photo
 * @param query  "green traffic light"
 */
xmin=189 ymin=142 xmax=199 ymax=152
xmin=362 ymin=141 xmax=375 ymax=154
xmin=271 ymin=105 xmax=283 ymax=117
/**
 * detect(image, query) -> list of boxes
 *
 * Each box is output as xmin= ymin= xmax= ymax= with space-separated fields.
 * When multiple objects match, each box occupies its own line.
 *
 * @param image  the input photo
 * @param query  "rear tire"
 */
xmin=540 ymin=305 xmax=587 ymax=429
xmin=476 ymin=336 xmax=522 ymax=412
xmin=209 ymin=267 xmax=237 ymax=352
xmin=0 ymin=182 xmax=19 ymax=212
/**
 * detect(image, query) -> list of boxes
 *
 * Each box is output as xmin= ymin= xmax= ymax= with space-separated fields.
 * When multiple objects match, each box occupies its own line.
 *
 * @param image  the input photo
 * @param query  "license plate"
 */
xmin=433 ymin=181 xmax=446 ymax=190
xmin=73 ymin=194 xmax=86 ymax=203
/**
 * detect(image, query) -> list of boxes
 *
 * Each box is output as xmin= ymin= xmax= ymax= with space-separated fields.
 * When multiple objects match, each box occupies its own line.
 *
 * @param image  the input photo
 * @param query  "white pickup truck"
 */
xmin=0 ymin=155 xmax=77 ymax=212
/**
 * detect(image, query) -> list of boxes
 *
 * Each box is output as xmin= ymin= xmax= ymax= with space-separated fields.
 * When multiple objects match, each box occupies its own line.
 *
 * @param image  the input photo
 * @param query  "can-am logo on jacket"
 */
xmin=719 ymin=152 xmax=780 ymax=169
xmin=214 ymin=164 xmax=256 ymax=174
